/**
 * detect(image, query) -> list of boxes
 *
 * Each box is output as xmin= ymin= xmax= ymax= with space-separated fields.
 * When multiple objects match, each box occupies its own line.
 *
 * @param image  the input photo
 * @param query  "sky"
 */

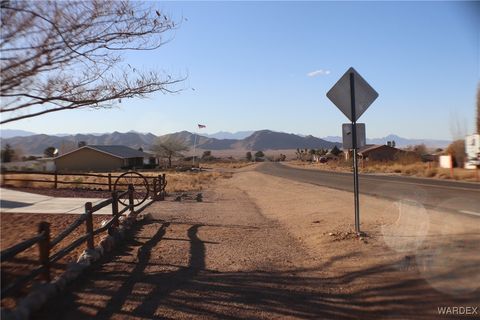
xmin=2 ymin=1 xmax=479 ymax=140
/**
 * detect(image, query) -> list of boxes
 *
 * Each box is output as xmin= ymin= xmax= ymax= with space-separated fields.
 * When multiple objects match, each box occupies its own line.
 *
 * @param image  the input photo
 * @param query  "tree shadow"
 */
xmin=33 ymin=220 xmax=479 ymax=320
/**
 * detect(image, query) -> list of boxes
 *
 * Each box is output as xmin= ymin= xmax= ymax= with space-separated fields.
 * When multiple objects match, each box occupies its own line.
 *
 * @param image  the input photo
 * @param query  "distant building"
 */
xmin=465 ymin=134 xmax=480 ymax=169
xmin=345 ymin=144 xmax=415 ymax=162
xmin=54 ymin=145 xmax=154 ymax=172
xmin=439 ymin=155 xmax=453 ymax=169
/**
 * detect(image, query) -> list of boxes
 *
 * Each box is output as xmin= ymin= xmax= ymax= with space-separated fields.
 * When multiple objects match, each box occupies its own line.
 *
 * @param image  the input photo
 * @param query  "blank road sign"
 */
xmin=327 ymin=67 xmax=378 ymax=122
xmin=342 ymin=123 xmax=366 ymax=149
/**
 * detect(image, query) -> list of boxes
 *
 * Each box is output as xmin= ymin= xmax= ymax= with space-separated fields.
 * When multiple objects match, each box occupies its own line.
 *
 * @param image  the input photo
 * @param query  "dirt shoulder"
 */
xmin=32 ymin=167 xmax=479 ymax=320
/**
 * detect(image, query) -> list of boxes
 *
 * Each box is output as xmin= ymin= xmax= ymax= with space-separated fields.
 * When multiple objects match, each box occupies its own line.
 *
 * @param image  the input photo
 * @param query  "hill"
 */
xmin=159 ymin=130 xmax=339 ymax=151
xmin=1 ymin=130 xmax=340 ymax=155
xmin=1 ymin=131 xmax=156 ymax=155
xmin=3 ymin=129 xmax=450 ymax=156
xmin=234 ymin=130 xmax=339 ymax=150
xmin=0 ymin=129 xmax=37 ymax=139
xmin=322 ymin=134 xmax=450 ymax=148
xmin=203 ymin=131 xmax=254 ymax=140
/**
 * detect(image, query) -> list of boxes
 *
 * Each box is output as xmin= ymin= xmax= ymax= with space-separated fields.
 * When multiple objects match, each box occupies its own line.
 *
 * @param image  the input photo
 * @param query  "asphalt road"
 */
xmin=256 ymin=162 xmax=480 ymax=216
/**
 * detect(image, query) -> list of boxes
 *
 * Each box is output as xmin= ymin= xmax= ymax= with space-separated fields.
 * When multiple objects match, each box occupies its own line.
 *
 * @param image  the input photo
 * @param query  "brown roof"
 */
xmin=357 ymin=144 xmax=401 ymax=155
xmin=55 ymin=145 xmax=152 ymax=160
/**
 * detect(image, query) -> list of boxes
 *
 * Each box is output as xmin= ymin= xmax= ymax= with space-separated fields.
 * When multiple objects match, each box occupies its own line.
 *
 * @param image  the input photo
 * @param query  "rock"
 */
xmin=328 ymin=232 xmax=334 ymax=236
xmin=77 ymin=248 xmax=101 ymax=264
xmin=137 ymin=212 xmax=152 ymax=222
xmin=53 ymin=275 xmax=67 ymax=291
xmin=196 ymin=193 xmax=203 ymax=202
xmin=95 ymin=244 xmax=105 ymax=256
xmin=100 ymin=235 xmax=115 ymax=252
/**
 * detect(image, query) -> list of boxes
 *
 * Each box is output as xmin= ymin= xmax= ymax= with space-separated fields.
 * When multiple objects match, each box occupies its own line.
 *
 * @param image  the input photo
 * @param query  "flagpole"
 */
xmin=193 ymin=124 xmax=206 ymax=168
xmin=192 ymin=131 xmax=198 ymax=167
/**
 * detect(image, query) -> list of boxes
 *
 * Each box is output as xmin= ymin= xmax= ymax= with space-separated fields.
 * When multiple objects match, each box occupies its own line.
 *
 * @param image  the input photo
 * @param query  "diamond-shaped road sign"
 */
xmin=327 ymin=67 xmax=378 ymax=122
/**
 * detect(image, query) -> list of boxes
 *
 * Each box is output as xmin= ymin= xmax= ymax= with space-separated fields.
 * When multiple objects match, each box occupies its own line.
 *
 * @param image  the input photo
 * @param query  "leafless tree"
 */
xmin=1 ymin=0 xmax=184 ymax=124
xmin=446 ymin=139 xmax=466 ymax=168
xmin=151 ymin=137 xmax=189 ymax=168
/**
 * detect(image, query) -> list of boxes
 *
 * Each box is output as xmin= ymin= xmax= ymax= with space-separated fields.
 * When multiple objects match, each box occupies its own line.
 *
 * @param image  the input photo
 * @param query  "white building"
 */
xmin=465 ymin=134 xmax=480 ymax=169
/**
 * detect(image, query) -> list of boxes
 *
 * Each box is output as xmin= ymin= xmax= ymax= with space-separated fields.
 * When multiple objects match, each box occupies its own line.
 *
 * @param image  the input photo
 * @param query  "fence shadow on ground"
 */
xmin=33 ymin=219 xmax=479 ymax=320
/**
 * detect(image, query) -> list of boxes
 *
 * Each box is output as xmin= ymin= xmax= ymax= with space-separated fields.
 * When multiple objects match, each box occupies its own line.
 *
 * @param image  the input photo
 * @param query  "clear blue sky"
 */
xmin=3 ymin=1 xmax=479 ymax=140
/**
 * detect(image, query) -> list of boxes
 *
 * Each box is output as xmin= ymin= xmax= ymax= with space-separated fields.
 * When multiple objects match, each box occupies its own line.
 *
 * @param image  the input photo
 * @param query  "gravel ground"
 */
xmin=30 ymin=168 xmax=479 ymax=319
xmin=1 ymin=213 xmax=111 ymax=309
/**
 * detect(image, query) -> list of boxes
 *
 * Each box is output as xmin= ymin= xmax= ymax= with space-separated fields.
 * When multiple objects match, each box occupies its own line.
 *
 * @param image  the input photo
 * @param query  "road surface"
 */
xmin=256 ymin=163 xmax=480 ymax=216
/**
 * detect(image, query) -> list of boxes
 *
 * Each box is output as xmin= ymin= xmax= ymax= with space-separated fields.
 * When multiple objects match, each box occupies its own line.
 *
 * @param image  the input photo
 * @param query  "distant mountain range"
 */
xmin=203 ymin=131 xmax=254 ymax=140
xmin=0 ymin=129 xmax=37 ymax=139
xmin=321 ymin=134 xmax=451 ymax=148
xmin=0 ymin=129 xmax=451 ymax=155
xmin=1 ymin=130 xmax=340 ymax=155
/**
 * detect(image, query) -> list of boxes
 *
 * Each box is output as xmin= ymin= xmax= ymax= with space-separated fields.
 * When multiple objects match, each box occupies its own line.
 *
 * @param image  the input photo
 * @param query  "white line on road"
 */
xmin=360 ymin=176 xmax=480 ymax=192
xmin=280 ymin=164 xmax=480 ymax=192
xmin=459 ymin=210 xmax=480 ymax=217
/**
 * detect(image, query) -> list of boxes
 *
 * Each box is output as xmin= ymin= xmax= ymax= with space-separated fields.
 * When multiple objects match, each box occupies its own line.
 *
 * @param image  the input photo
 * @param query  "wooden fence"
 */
xmin=0 ymin=170 xmax=164 ymax=191
xmin=0 ymin=177 xmax=165 ymax=298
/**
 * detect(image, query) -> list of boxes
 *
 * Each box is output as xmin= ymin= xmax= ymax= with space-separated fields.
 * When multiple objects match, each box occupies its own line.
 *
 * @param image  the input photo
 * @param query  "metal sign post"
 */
xmin=349 ymin=72 xmax=361 ymax=233
xmin=327 ymin=67 xmax=378 ymax=234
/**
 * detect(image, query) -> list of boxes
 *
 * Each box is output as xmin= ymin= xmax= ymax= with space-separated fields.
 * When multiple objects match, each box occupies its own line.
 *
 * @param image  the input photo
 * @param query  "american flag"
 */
xmin=198 ymin=124 xmax=206 ymax=129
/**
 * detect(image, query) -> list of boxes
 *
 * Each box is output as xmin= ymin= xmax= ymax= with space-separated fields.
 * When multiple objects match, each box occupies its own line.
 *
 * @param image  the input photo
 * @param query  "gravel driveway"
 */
xmin=33 ymin=169 xmax=479 ymax=320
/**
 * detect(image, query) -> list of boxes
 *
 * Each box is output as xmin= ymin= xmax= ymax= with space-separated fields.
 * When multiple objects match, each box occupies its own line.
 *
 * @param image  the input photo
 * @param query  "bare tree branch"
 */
xmin=0 ymin=0 xmax=184 ymax=124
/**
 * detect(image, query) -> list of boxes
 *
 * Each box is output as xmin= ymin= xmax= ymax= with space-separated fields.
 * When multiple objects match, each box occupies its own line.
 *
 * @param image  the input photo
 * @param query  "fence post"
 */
xmin=38 ymin=221 xmax=51 ymax=282
xmin=85 ymin=202 xmax=94 ymax=250
xmin=1 ymin=169 xmax=5 ymax=187
xmin=110 ymin=191 xmax=119 ymax=235
xmin=161 ymin=174 xmax=166 ymax=200
xmin=152 ymin=178 xmax=158 ymax=201
xmin=108 ymin=173 xmax=112 ymax=192
xmin=128 ymin=184 xmax=134 ymax=214
xmin=54 ymin=171 xmax=58 ymax=189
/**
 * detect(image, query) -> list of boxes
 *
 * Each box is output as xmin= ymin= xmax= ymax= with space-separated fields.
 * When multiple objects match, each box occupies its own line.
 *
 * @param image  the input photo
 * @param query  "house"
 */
xmin=54 ymin=145 xmax=154 ymax=172
xmin=345 ymin=144 xmax=415 ymax=162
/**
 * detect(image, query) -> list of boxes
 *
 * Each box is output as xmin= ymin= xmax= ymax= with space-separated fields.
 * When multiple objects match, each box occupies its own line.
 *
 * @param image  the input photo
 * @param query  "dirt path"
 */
xmin=33 ymin=169 xmax=479 ymax=319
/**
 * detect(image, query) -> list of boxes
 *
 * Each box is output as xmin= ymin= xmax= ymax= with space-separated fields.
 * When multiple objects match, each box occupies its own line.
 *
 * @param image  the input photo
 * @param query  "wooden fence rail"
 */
xmin=0 ymin=170 xmax=163 ymax=191
xmin=0 ymin=184 xmax=145 ymax=298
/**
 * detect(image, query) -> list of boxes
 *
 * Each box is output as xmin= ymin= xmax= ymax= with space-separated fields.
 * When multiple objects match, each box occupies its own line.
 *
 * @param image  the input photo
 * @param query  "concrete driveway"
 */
xmin=0 ymin=188 xmax=114 ymax=214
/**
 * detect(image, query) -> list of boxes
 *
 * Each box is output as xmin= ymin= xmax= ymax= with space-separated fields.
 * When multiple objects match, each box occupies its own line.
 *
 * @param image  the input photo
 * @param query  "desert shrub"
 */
xmin=254 ymin=151 xmax=265 ymax=158
xmin=446 ymin=140 xmax=466 ymax=168
xmin=18 ymin=179 xmax=32 ymax=188
xmin=425 ymin=168 xmax=438 ymax=177
xmin=395 ymin=153 xmax=420 ymax=165
xmin=73 ymin=177 xmax=83 ymax=187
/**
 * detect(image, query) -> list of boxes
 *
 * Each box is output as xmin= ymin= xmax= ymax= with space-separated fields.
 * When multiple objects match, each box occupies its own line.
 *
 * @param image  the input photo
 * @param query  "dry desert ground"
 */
xmin=12 ymin=164 xmax=480 ymax=319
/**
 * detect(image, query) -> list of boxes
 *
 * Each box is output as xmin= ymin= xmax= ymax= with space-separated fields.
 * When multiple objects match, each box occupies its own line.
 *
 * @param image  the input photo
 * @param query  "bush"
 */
xmin=254 ymin=151 xmax=265 ymax=158
xmin=425 ymin=168 xmax=438 ymax=177
xmin=446 ymin=140 xmax=466 ymax=168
